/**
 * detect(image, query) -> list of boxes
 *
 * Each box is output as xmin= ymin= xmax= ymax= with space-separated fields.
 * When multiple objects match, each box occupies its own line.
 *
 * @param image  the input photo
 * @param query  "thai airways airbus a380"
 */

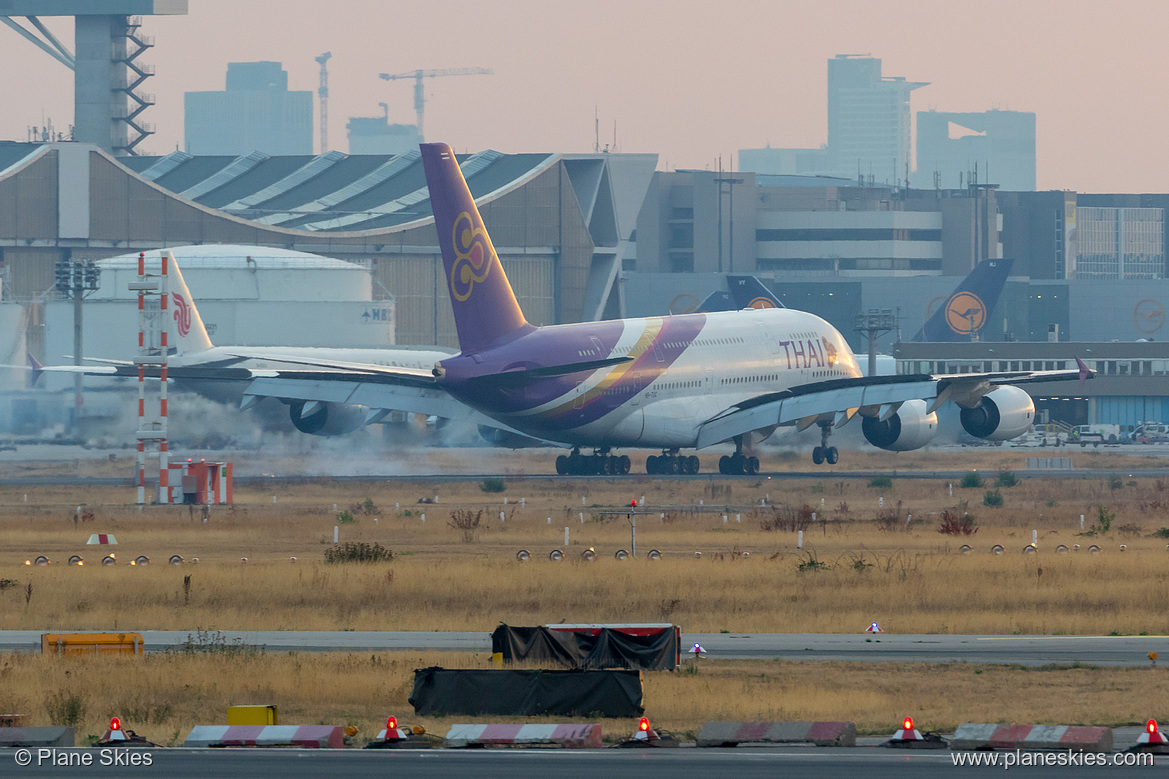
xmin=180 ymin=143 xmax=1092 ymax=476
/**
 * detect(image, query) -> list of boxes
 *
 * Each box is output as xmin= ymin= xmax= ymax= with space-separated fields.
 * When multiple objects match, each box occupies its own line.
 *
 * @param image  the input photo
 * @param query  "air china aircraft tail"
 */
xmin=166 ymin=253 xmax=215 ymax=357
xmin=420 ymin=143 xmax=533 ymax=353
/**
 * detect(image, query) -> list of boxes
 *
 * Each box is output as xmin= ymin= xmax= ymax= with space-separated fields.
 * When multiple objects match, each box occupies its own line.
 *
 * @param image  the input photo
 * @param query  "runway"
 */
xmin=5 ymin=747 xmax=1163 ymax=779
xmin=4 ymin=630 xmax=1166 ymax=666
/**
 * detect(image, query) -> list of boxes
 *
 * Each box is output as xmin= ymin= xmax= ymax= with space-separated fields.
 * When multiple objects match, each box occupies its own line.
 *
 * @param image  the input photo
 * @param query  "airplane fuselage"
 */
xmin=438 ymin=307 xmax=862 ymax=449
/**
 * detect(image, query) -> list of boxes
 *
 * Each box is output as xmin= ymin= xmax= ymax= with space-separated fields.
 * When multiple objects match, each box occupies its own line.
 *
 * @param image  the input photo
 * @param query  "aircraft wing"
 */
xmin=223 ymin=353 xmax=437 ymax=379
xmin=240 ymin=372 xmax=555 ymax=441
xmin=696 ymin=366 xmax=1091 ymax=449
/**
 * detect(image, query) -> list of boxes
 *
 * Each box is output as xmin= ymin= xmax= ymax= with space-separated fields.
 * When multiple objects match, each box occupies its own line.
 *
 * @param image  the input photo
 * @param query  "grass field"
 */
xmin=4 ymin=449 xmax=1169 ymax=741
xmin=2 ymin=651 xmax=1165 ymax=744
xmin=3 ymin=452 xmax=1169 ymax=634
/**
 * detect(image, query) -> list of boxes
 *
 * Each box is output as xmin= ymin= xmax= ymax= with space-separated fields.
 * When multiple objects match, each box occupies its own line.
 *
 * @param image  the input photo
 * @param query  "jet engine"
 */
xmin=861 ymin=399 xmax=938 ymax=451
xmin=289 ymin=401 xmax=367 ymax=436
xmin=959 ymin=385 xmax=1034 ymax=441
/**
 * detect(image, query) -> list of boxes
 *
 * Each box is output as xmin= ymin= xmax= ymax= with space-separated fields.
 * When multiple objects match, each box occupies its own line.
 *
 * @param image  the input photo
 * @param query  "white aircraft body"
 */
xmin=185 ymin=142 xmax=1091 ymax=476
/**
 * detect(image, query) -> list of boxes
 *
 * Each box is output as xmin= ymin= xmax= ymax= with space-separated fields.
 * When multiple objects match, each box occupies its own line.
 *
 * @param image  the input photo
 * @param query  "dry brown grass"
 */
xmin=3 ymin=466 xmax=1169 ymax=633
xmin=0 ymin=651 xmax=1164 ymax=744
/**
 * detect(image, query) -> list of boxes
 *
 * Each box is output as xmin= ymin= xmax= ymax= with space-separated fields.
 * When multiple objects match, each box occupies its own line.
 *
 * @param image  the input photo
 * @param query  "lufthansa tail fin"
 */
xmin=911 ymin=258 xmax=1013 ymax=342
xmin=420 ymin=143 xmax=532 ymax=353
xmin=697 ymin=275 xmax=784 ymax=313
xmin=167 ymin=253 xmax=215 ymax=356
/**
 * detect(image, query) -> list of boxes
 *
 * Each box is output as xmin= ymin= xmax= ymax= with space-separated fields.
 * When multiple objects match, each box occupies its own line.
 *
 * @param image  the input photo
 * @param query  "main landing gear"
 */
xmin=646 ymin=449 xmax=700 ymax=475
xmin=556 ymin=448 xmax=631 ymax=476
xmin=718 ymin=436 xmax=760 ymax=475
xmin=811 ymin=421 xmax=839 ymax=465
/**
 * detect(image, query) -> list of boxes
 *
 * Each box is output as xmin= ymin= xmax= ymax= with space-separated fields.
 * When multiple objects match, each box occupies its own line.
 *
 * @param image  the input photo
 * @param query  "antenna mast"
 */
xmin=315 ymin=52 xmax=331 ymax=153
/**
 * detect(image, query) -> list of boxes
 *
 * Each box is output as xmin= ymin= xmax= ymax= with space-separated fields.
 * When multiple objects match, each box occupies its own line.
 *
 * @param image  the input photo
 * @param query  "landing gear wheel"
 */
xmin=687 ymin=455 xmax=700 ymax=475
xmin=746 ymin=456 xmax=760 ymax=475
xmin=646 ymin=456 xmax=659 ymax=475
xmin=556 ymin=455 xmax=568 ymax=475
xmin=719 ymin=455 xmax=730 ymax=475
xmin=812 ymin=446 xmax=825 ymax=465
xmin=618 ymin=455 xmax=631 ymax=475
xmin=825 ymin=447 xmax=839 ymax=465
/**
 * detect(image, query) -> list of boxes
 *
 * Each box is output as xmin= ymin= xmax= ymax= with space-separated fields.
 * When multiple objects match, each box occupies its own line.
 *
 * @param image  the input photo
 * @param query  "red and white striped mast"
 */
xmin=130 ymin=251 xmax=170 ymax=504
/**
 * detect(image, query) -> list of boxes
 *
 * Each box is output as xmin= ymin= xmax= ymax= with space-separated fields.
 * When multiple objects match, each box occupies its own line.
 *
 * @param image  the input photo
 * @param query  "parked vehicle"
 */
xmin=1071 ymin=424 xmax=1121 ymax=446
xmin=1131 ymin=422 xmax=1169 ymax=444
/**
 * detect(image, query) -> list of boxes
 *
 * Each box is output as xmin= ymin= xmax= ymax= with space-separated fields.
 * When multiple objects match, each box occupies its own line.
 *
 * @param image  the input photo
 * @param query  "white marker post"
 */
xmin=722 ymin=514 xmax=727 ymax=524
xmin=736 ymin=513 xmax=741 ymax=523
xmin=579 ymin=512 xmax=584 ymax=524
xmin=333 ymin=526 xmax=338 ymax=544
xmin=273 ymin=496 xmax=277 ymax=504
xmin=1033 ymin=529 xmax=1038 ymax=546
xmin=547 ymin=516 xmax=551 ymax=524
xmin=1080 ymin=514 xmax=1085 ymax=530
xmin=798 ymin=530 xmax=803 ymax=549
xmin=879 ymin=496 xmax=884 ymax=508
xmin=949 ymin=483 xmax=953 ymax=497
xmin=421 ymin=513 xmax=425 ymax=523
xmin=565 ymin=527 xmax=569 ymax=546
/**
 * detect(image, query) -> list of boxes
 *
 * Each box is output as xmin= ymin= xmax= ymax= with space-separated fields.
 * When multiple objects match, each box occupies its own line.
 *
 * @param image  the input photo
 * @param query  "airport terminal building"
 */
xmin=4 ymin=140 xmax=1169 ymax=433
xmin=0 ymin=141 xmax=657 ymax=352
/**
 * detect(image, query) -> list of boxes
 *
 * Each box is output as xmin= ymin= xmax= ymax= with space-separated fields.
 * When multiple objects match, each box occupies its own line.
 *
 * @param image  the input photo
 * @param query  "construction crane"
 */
xmin=378 ymin=67 xmax=492 ymax=141
xmin=315 ymin=52 xmax=332 ymax=153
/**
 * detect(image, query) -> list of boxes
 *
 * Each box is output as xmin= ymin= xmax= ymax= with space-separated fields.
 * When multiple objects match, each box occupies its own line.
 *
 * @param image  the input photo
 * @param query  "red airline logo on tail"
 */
xmin=450 ymin=211 xmax=492 ymax=302
xmin=173 ymin=293 xmax=191 ymax=336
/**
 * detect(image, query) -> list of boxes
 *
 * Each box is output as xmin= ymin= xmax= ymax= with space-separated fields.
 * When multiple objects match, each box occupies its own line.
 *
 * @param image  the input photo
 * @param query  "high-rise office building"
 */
xmin=346 ymin=116 xmax=421 ymax=156
xmin=826 ymin=55 xmax=926 ymax=183
xmin=914 ymin=110 xmax=1036 ymax=191
xmin=185 ymin=62 xmax=313 ymax=155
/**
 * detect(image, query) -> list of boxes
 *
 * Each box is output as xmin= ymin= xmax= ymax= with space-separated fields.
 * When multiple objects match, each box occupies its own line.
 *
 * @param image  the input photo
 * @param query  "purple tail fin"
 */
xmin=421 ymin=143 xmax=531 ymax=353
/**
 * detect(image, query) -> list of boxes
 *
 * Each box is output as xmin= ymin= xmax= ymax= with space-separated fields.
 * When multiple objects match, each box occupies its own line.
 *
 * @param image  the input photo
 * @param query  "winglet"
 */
xmin=27 ymin=352 xmax=43 ymax=385
xmin=1075 ymin=356 xmax=1091 ymax=387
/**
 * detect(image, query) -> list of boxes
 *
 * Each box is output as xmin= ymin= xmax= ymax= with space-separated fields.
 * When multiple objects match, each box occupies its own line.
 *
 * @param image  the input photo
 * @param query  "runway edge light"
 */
xmin=1136 ymin=719 xmax=1169 ymax=748
xmin=887 ymin=716 xmax=946 ymax=749
xmin=634 ymin=717 xmax=657 ymax=742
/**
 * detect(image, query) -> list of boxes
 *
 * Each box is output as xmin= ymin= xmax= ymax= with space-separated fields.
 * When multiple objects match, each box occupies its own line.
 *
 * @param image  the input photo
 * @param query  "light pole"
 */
xmin=54 ymin=259 xmax=100 ymax=434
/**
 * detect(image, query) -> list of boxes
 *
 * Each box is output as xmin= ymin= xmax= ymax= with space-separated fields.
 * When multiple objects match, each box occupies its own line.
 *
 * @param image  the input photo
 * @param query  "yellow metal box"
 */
xmin=226 ymin=705 xmax=279 ymax=726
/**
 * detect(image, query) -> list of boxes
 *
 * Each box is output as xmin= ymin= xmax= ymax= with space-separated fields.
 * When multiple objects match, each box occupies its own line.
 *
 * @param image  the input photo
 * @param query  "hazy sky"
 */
xmin=1 ymin=0 xmax=1164 ymax=192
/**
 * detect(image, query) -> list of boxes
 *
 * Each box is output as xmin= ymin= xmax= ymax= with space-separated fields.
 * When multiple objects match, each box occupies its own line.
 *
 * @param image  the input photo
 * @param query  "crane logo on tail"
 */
xmin=944 ymin=291 xmax=986 ymax=335
xmin=450 ymin=211 xmax=492 ymax=302
xmin=747 ymin=296 xmax=778 ymax=310
xmin=173 ymin=293 xmax=191 ymax=337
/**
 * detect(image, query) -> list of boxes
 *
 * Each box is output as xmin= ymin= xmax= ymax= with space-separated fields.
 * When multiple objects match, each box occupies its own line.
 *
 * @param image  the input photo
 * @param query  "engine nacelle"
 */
xmin=861 ymin=399 xmax=938 ymax=452
xmin=959 ymin=385 xmax=1034 ymax=441
xmin=289 ymin=401 xmax=367 ymax=436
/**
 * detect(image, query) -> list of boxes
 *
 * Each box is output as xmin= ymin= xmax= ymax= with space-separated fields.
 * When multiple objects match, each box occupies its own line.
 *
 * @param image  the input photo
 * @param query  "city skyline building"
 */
xmin=914 ymin=109 xmax=1036 ymax=191
xmin=825 ymin=54 xmax=927 ymax=183
xmin=184 ymin=61 xmax=312 ymax=155
xmin=346 ymin=114 xmax=421 ymax=156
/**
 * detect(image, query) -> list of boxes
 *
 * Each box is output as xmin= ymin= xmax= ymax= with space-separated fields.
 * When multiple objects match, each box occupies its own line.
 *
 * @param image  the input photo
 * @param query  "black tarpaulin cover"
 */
xmin=409 ymin=667 xmax=644 ymax=717
xmin=491 ymin=625 xmax=678 ymax=671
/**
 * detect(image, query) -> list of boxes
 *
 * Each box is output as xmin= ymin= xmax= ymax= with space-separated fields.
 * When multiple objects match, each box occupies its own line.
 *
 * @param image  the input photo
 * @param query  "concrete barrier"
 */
xmin=697 ymin=721 xmax=856 ymax=747
xmin=183 ymin=725 xmax=343 ymax=748
xmin=951 ymin=724 xmax=1112 ymax=752
xmin=445 ymin=723 xmax=601 ymax=749
xmin=0 ymin=727 xmax=74 ymax=747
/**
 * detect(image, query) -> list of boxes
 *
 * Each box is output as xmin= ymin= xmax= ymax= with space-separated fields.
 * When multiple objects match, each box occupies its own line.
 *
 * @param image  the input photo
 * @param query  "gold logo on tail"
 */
xmin=450 ymin=211 xmax=492 ymax=302
xmin=945 ymin=291 xmax=986 ymax=335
